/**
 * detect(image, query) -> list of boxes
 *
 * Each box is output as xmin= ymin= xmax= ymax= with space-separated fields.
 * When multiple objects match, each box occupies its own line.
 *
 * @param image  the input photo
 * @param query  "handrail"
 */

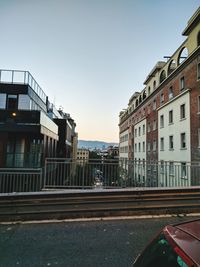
xmin=0 ymin=69 xmax=47 ymax=103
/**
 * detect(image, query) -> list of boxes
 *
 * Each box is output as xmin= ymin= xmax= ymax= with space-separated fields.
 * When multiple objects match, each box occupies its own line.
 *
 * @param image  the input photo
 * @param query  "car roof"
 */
xmin=164 ymin=219 xmax=200 ymax=265
xmin=175 ymin=219 xmax=200 ymax=240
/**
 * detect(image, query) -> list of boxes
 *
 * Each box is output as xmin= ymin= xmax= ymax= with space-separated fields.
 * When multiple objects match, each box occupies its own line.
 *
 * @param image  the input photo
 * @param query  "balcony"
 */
xmin=0 ymin=69 xmax=46 ymax=103
xmin=0 ymin=110 xmax=58 ymax=138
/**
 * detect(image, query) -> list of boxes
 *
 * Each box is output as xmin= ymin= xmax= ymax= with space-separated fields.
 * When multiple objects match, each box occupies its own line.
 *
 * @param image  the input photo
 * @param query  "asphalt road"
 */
xmin=0 ymin=216 xmax=199 ymax=267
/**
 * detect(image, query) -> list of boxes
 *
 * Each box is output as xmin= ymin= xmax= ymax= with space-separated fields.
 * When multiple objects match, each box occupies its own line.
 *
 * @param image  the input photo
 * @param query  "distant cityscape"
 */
xmin=78 ymin=140 xmax=118 ymax=151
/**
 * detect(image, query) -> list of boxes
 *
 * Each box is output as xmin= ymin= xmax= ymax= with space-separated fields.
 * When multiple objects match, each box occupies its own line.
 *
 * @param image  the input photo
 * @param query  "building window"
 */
xmin=148 ymin=86 xmax=151 ymax=95
xmin=147 ymin=122 xmax=151 ymax=132
xmin=198 ymin=96 xmax=200 ymax=113
xmin=143 ymin=124 xmax=145 ymax=135
xmin=169 ymin=135 xmax=174 ymax=150
xmin=169 ymin=110 xmax=173 ymax=124
xmin=180 ymin=104 xmax=186 ymax=119
xmin=135 ymin=128 xmax=137 ymax=137
xmin=153 ymin=140 xmax=156 ymax=151
xmin=160 ymin=137 xmax=164 ymax=151
xmin=198 ymin=31 xmax=200 ymax=46
xmin=180 ymin=76 xmax=185 ymax=91
xmin=160 ymin=115 xmax=164 ymax=128
xmin=139 ymin=127 xmax=141 ymax=136
xmin=135 ymin=143 xmax=137 ymax=152
xmin=153 ymin=80 xmax=156 ymax=90
xmin=198 ymin=129 xmax=200 ymax=148
xmin=169 ymin=162 xmax=174 ymax=176
xmin=160 ymin=92 xmax=164 ymax=105
xmin=7 ymin=94 xmax=18 ymax=109
xmin=153 ymin=99 xmax=156 ymax=110
xmin=143 ymin=141 xmax=145 ymax=152
xmin=168 ymin=86 xmax=174 ymax=99
xmin=139 ymin=143 xmax=141 ymax=152
xmin=160 ymin=70 xmax=166 ymax=83
xmin=181 ymin=162 xmax=187 ymax=178
xmin=198 ymin=63 xmax=200 ymax=80
xmin=147 ymin=142 xmax=151 ymax=152
xmin=181 ymin=133 xmax=186 ymax=149
xmin=153 ymin=119 xmax=156 ymax=131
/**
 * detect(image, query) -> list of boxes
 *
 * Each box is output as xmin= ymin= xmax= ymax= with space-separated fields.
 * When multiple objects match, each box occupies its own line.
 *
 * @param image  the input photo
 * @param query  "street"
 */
xmin=0 ymin=216 xmax=199 ymax=267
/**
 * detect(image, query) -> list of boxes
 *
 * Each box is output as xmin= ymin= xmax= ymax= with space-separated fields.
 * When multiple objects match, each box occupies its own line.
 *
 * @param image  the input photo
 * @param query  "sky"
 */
xmin=0 ymin=0 xmax=199 ymax=142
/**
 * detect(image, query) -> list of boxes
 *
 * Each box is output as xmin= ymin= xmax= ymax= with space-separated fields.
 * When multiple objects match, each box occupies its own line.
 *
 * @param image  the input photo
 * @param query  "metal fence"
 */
xmin=43 ymin=159 xmax=200 ymax=189
xmin=0 ymin=168 xmax=42 ymax=193
xmin=0 ymin=159 xmax=199 ymax=193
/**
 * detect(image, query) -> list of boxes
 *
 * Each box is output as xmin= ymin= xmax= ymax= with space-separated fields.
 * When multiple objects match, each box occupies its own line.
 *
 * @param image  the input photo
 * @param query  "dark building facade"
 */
xmin=0 ymin=70 xmax=77 ymax=168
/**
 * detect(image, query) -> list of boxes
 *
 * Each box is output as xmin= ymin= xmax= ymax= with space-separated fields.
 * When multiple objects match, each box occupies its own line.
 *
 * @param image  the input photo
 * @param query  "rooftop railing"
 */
xmin=0 ymin=69 xmax=47 ymax=103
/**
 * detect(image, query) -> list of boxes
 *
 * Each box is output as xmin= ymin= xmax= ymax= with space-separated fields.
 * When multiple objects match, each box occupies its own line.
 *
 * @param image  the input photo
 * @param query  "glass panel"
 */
xmin=133 ymin=233 xmax=189 ymax=267
xmin=1 ymin=70 xmax=13 ymax=83
xmin=13 ymin=71 xmax=25 ymax=83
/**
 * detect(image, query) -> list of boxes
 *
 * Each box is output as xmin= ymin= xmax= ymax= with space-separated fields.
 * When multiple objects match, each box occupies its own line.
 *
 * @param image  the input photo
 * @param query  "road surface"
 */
xmin=0 ymin=216 xmax=199 ymax=267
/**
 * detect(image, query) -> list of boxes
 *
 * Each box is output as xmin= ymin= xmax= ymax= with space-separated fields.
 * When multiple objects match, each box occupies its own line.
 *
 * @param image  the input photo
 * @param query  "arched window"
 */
xmin=198 ymin=31 xmax=200 ymax=46
xmin=136 ymin=99 xmax=138 ymax=107
xmin=153 ymin=80 xmax=156 ymax=90
xmin=168 ymin=59 xmax=176 ymax=75
xmin=148 ymin=86 xmax=151 ymax=95
xmin=139 ymin=95 xmax=142 ymax=104
xmin=178 ymin=47 xmax=188 ymax=65
xmin=160 ymin=70 xmax=166 ymax=83
xmin=143 ymin=90 xmax=146 ymax=100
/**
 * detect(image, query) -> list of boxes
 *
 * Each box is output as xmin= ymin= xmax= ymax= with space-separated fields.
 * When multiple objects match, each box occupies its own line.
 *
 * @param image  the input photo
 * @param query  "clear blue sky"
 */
xmin=0 ymin=0 xmax=199 ymax=142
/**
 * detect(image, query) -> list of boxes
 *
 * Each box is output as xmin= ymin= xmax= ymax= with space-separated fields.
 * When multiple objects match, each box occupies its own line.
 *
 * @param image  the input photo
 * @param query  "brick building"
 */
xmin=119 ymin=8 xmax=200 ymax=186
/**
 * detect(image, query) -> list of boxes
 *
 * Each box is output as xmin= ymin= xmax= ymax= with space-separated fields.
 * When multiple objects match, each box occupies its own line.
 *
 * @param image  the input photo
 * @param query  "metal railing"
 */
xmin=0 ymin=69 xmax=46 ymax=102
xmin=0 ymin=168 xmax=42 ymax=193
xmin=43 ymin=159 xmax=200 ymax=189
xmin=0 ymin=159 xmax=199 ymax=193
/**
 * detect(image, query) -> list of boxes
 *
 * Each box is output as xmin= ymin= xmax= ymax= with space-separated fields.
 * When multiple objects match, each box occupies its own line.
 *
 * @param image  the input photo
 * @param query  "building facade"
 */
xmin=119 ymin=8 xmax=200 ymax=186
xmin=0 ymin=70 xmax=77 ymax=168
xmin=77 ymin=148 xmax=89 ymax=164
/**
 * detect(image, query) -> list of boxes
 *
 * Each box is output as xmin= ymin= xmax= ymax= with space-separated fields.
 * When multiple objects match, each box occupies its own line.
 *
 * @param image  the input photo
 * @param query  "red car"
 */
xmin=133 ymin=219 xmax=200 ymax=267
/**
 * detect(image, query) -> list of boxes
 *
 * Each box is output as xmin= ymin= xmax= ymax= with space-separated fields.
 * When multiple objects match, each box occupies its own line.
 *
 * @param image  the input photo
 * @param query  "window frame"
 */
xmin=143 ymin=141 xmax=145 ymax=152
xmin=169 ymin=135 xmax=174 ymax=150
xmin=7 ymin=94 xmax=18 ymax=110
xmin=180 ymin=76 xmax=185 ymax=91
xmin=169 ymin=110 xmax=173 ymax=124
xmin=160 ymin=115 xmax=164 ymax=128
xmin=160 ymin=137 xmax=164 ymax=151
xmin=197 ymin=63 xmax=200 ymax=80
xmin=180 ymin=132 xmax=186 ymax=149
xmin=180 ymin=103 xmax=186 ymax=120
xmin=168 ymin=86 xmax=174 ymax=99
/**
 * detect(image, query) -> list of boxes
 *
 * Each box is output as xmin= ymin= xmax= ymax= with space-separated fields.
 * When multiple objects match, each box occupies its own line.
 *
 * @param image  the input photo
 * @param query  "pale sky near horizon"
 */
xmin=0 ymin=0 xmax=199 ymax=142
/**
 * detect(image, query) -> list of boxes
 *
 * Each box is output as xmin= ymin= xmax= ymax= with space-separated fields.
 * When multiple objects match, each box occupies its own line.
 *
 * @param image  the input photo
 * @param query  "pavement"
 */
xmin=0 ymin=215 xmax=199 ymax=267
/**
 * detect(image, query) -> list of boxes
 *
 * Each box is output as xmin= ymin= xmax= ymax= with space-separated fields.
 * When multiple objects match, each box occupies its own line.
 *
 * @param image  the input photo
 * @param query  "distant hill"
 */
xmin=78 ymin=140 xmax=118 ymax=150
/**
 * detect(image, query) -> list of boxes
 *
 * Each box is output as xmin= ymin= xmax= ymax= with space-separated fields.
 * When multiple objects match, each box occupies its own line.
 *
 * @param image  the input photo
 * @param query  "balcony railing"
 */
xmin=0 ymin=69 xmax=46 ymax=103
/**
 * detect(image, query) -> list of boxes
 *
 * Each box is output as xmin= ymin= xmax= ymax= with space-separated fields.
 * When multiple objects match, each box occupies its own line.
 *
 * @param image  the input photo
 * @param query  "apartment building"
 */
xmin=77 ymin=148 xmax=89 ymax=164
xmin=0 ymin=70 xmax=77 ymax=168
xmin=119 ymin=7 xmax=200 ymax=186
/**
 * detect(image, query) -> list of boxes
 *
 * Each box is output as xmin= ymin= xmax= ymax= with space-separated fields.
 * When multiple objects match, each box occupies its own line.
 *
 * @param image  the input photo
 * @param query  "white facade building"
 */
xmin=119 ymin=129 xmax=129 ymax=161
xmin=158 ymin=90 xmax=191 ymax=186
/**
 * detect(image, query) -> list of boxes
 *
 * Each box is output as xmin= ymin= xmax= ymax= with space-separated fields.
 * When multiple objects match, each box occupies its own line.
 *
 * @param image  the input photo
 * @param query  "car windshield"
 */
xmin=133 ymin=232 xmax=190 ymax=267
